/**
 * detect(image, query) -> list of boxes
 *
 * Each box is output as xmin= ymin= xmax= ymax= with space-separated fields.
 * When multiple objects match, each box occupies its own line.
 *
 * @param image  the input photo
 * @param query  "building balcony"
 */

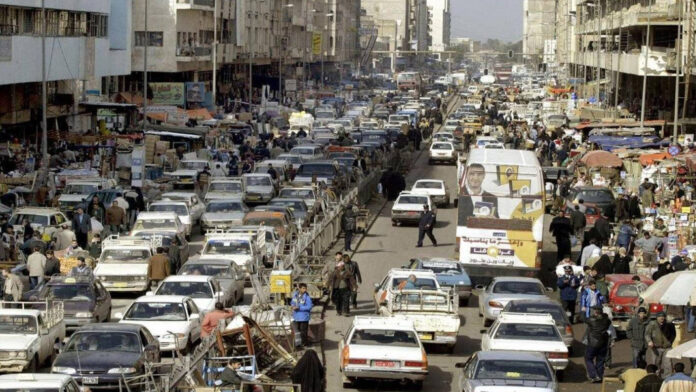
xmin=176 ymin=0 xmax=215 ymax=10
xmin=573 ymin=46 xmax=677 ymax=76
xmin=576 ymin=2 xmax=680 ymax=35
xmin=176 ymin=46 xmax=212 ymax=61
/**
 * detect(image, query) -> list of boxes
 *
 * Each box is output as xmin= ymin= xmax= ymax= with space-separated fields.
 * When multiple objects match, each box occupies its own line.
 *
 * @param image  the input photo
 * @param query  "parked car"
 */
xmin=410 ymin=179 xmax=450 ymax=207
xmin=9 ymin=208 xmax=70 ymax=239
xmin=428 ymin=142 xmax=456 ymax=165
xmin=454 ymin=351 xmax=558 ymax=392
xmin=477 ymin=277 xmax=551 ymax=326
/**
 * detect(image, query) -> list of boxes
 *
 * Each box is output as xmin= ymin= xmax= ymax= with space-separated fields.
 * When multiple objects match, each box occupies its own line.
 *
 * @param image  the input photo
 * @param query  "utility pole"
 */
xmin=41 ymin=0 xmax=47 ymax=170
xmin=673 ymin=1 xmax=683 ymax=143
xmin=640 ymin=0 xmax=651 ymax=127
xmin=212 ymin=0 xmax=218 ymax=110
xmin=142 ymin=0 xmax=148 ymax=131
xmin=248 ymin=8 xmax=253 ymax=110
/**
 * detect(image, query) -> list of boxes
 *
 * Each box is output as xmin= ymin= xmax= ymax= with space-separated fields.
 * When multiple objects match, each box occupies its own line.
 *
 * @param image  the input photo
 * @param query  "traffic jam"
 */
xmin=0 ymin=67 xmax=695 ymax=392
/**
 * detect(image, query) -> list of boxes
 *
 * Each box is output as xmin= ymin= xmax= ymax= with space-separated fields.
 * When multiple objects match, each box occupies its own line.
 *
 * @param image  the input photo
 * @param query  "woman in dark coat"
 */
xmin=612 ymin=248 xmax=631 ymax=274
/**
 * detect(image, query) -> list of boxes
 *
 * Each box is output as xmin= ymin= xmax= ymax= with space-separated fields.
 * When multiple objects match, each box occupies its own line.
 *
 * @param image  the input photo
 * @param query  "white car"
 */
xmin=373 ymin=268 xmax=440 ymax=310
xmin=94 ymin=237 xmax=154 ymax=293
xmin=153 ymin=275 xmax=226 ymax=313
xmin=159 ymin=192 xmax=206 ymax=223
xmin=0 ymin=374 xmax=82 ymax=392
xmin=428 ymin=142 xmax=456 ymax=165
xmin=443 ymin=119 xmax=461 ymax=132
xmin=483 ymin=142 xmax=505 ymax=149
xmin=131 ymin=212 xmax=185 ymax=238
xmin=289 ymin=145 xmax=324 ymax=161
xmin=410 ymin=179 xmax=450 ymax=207
xmin=148 ymin=201 xmax=194 ymax=238
xmin=338 ymin=316 xmax=428 ymax=389
xmin=474 ymin=136 xmax=501 ymax=149
xmin=205 ymin=178 xmax=246 ymax=201
xmin=391 ymin=192 xmax=436 ymax=226
xmin=454 ymin=351 xmax=558 ymax=392
xmin=481 ymin=312 xmax=569 ymax=372
xmin=117 ymin=295 xmax=201 ymax=353
xmin=277 ymin=154 xmax=305 ymax=170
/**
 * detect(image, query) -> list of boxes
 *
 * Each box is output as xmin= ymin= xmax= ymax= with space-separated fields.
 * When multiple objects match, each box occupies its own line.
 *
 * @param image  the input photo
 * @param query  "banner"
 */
xmin=131 ymin=146 xmax=145 ymax=187
xmin=312 ymin=32 xmax=322 ymax=55
xmin=150 ymin=83 xmax=185 ymax=106
xmin=186 ymin=82 xmax=206 ymax=103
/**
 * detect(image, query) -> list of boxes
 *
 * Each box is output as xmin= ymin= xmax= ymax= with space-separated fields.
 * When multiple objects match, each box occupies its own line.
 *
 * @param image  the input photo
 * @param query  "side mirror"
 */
xmin=373 ymin=283 xmax=380 ymax=292
xmin=114 ymin=312 xmax=124 ymax=320
xmin=189 ymin=313 xmax=200 ymax=320
xmin=474 ymin=284 xmax=485 ymax=291
xmin=454 ymin=362 xmax=468 ymax=368
xmin=479 ymin=329 xmax=488 ymax=334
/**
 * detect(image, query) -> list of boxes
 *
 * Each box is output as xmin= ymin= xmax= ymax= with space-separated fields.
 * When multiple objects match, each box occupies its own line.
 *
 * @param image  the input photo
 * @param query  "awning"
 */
xmin=587 ymin=134 xmax=669 ymax=151
xmin=575 ymin=120 xmax=665 ymax=130
xmin=186 ymin=108 xmax=212 ymax=121
xmin=145 ymin=131 xmax=201 ymax=139
xmin=639 ymin=152 xmax=671 ymax=166
xmin=146 ymin=112 xmax=167 ymax=122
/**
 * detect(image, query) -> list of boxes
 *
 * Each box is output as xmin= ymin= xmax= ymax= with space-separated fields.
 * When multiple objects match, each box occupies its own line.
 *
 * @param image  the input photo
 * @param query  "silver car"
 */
xmin=242 ymin=173 xmax=276 ymax=204
xmin=178 ymin=258 xmax=245 ymax=306
xmin=477 ymin=277 xmax=551 ymax=326
xmin=455 ymin=351 xmax=557 ymax=392
xmin=502 ymin=299 xmax=574 ymax=350
xmin=200 ymin=199 xmax=249 ymax=234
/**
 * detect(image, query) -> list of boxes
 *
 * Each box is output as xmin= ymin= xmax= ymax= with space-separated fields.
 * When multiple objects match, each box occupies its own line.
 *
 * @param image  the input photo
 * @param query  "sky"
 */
xmin=450 ymin=0 xmax=523 ymax=43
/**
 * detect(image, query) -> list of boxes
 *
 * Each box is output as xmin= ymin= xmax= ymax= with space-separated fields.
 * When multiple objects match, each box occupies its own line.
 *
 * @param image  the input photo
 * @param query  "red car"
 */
xmin=605 ymin=274 xmax=663 ymax=331
xmin=564 ymin=202 xmax=602 ymax=227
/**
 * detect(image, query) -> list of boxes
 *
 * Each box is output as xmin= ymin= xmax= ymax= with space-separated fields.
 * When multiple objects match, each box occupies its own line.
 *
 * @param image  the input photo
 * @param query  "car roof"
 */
xmin=162 ymin=275 xmax=212 ymax=283
xmin=137 ymin=212 xmax=178 ymax=219
xmin=152 ymin=200 xmax=188 ymax=206
xmin=414 ymin=179 xmax=444 ymax=184
xmin=387 ymin=268 xmax=437 ymax=278
xmin=474 ymin=350 xmax=548 ymax=361
xmin=0 ymin=309 xmax=41 ymax=317
xmin=75 ymin=322 xmax=144 ymax=332
xmin=492 ymin=276 xmax=543 ymax=284
xmin=467 ymin=149 xmax=540 ymax=166
xmin=497 ymin=312 xmax=555 ymax=324
xmin=133 ymin=295 xmax=189 ymax=303
xmin=12 ymin=207 xmax=60 ymax=215
xmin=0 ymin=374 xmax=72 ymax=387
xmin=352 ymin=316 xmax=415 ymax=330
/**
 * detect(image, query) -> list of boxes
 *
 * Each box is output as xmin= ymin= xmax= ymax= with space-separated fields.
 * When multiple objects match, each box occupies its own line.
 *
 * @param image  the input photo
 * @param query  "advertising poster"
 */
xmin=186 ymin=82 xmax=206 ymax=103
xmin=150 ymin=83 xmax=185 ymax=106
xmin=131 ymin=146 xmax=145 ymax=187
xmin=312 ymin=32 xmax=322 ymax=55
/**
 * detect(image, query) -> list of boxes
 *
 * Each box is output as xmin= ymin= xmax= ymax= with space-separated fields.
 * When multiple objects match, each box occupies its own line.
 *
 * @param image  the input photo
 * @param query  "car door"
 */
xmin=185 ymin=299 xmax=202 ymax=341
xmin=230 ymin=264 xmax=245 ymax=303
xmin=462 ymin=355 xmax=477 ymax=392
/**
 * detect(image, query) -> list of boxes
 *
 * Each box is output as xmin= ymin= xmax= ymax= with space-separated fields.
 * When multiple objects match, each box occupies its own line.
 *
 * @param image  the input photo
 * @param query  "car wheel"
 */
xmin=200 ymin=226 xmax=205 ymax=235
xmin=28 ymin=356 xmax=38 ymax=372
xmin=556 ymin=370 xmax=565 ymax=381
xmin=342 ymin=376 xmax=356 ymax=389
xmin=446 ymin=344 xmax=456 ymax=354
xmin=182 ymin=339 xmax=193 ymax=355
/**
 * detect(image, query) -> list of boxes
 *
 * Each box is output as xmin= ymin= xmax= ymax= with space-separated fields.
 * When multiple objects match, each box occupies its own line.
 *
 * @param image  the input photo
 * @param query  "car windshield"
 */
xmin=392 ymin=278 xmax=438 ymax=290
xmin=124 ymin=302 xmax=187 ymax=321
xmin=180 ymin=161 xmax=207 ymax=170
xmin=475 ymin=359 xmax=552 ymax=381
xmin=616 ymin=283 xmax=649 ymax=297
xmin=316 ymin=112 xmax=334 ymax=119
xmin=492 ymin=281 xmax=544 ymax=295
xmin=279 ymin=189 xmax=314 ymax=199
xmin=101 ymin=249 xmax=151 ymax=262
xmin=150 ymin=204 xmax=189 ymax=216
xmin=432 ymin=143 xmax=452 ymax=150
xmin=206 ymin=201 xmax=244 ymax=213
xmin=156 ymin=282 xmax=212 ymax=298
xmin=65 ymin=184 xmax=99 ymax=194
xmin=494 ymin=323 xmax=560 ymax=341
xmin=576 ymin=189 xmax=614 ymax=203
xmin=421 ymin=262 xmax=462 ymax=274
xmin=246 ymin=177 xmax=272 ymax=186
xmin=390 ymin=115 xmax=409 ymax=122
xmin=46 ymin=285 xmax=93 ymax=301
xmin=507 ymin=303 xmax=565 ymax=325
xmin=270 ymin=200 xmax=306 ymax=212
xmin=0 ymin=315 xmax=36 ymax=334
xmin=66 ymin=332 xmax=141 ymax=352
xmin=8 ymin=214 xmax=49 ymax=226
xmin=414 ymin=182 xmax=442 ymax=190
xmin=180 ymin=264 xmax=229 ymax=277
xmin=279 ymin=156 xmax=302 ymax=164
xmin=297 ymin=164 xmax=335 ymax=176
xmin=133 ymin=219 xmax=177 ymax=230
xmin=397 ymin=196 xmax=428 ymax=205
xmin=209 ymin=183 xmax=243 ymax=193
xmin=350 ymin=329 xmax=419 ymax=347
xmin=132 ymin=232 xmax=176 ymax=247
xmin=244 ymin=217 xmax=283 ymax=227
xmin=291 ymin=148 xmax=316 ymax=155
xmin=203 ymin=239 xmax=251 ymax=255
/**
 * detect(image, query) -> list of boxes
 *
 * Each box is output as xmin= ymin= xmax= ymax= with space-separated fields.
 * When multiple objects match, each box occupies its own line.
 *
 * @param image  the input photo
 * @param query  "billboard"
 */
xmin=312 ymin=32 xmax=322 ymax=55
xmin=150 ymin=83 xmax=185 ymax=106
xmin=186 ymin=82 xmax=206 ymax=103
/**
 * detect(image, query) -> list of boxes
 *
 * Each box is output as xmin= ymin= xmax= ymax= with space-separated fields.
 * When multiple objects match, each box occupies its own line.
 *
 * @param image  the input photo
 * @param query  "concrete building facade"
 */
xmin=427 ymin=0 xmax=451 ymax=54
xmin=523 ymin=0 xmax=556 ymax=63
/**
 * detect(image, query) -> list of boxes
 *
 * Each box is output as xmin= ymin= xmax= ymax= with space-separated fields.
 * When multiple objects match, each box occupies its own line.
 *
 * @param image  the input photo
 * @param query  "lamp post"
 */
xmin=212 ymin=0 xmax=218 ymax=110
xmin=280 ymin=3 xmax=294 ymax=103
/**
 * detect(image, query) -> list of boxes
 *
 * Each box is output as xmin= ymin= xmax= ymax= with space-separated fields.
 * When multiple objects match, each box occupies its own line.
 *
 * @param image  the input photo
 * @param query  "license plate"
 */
xmin=82 ymin=377 xmax=99 ymax=385
xmin=113 ymin=282 xmax=128 ymax=288
xmin=420 ymin=333 xmax=433 ymax=340
xmin=180 ymin=179 xmax=192 ymax=183
xmin=373 ymin=361 xmax=396 ymax=368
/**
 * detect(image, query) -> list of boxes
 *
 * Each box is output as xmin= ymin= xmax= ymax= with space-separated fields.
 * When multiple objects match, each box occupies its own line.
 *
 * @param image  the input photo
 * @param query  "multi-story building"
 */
xmin=523 ymin=0 xmax=556 ymax=64
xmin=363 ymin=0 xmax=411 ymax=70
xmin=0 ymin=0 xmax=132 ymax=133
xmin=427 ymin=0 xmax=450 ymax=56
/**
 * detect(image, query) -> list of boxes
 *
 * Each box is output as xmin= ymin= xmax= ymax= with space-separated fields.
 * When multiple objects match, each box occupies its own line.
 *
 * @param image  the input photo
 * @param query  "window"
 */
xmin=135 ymin=31 xmax=164 ymax=47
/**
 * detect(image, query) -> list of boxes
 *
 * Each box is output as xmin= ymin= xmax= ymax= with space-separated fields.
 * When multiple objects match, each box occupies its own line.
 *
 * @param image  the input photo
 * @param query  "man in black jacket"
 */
xmin=550 ymin=210 xmax=573 ymax=262
xmin=626 ymin=307 xmax=650 ymax=368
xmin=417 ymin=205 xmax=437 ymax=247
xmin=585 ymin=306 xmax=612 ymax=383
xmin=594 ymin=214 xmax=612 ymax=246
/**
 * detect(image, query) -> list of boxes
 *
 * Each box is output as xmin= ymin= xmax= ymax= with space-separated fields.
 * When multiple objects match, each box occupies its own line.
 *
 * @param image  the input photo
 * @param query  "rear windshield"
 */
xmin=397 ymin=196 xmax=428 ymax=205
xmin=150 ymin=204 xmax=188 ymax=215
xmin=475 ymin=360 xmax=552 ymax=381
xmin=575 ymin=189 xmax=614 ymax=203
xmin=391 ymin=278 xmax=437 ymax=290
xmin=494 ymin=323 xmax=560 ymax=341
xmin=414 ymin=182 xmax=442 ymax=190
xmin=350 ymin=329 xmax=419 ymax=347
xmin=492 ymin=281 xmax=544 ymax=295
xmin=279 ymin=189 xmax=315 ymax=199
xmin=432 ymin=143 xmax=452 ymax=150
xmin=297 ymin=164 xmax=335 ymax=176
xmin=506 ymin=303 xmax=565 ymax=325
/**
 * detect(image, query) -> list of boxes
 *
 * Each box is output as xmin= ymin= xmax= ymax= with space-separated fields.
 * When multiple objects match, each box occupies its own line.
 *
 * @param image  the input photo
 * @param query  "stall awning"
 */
xmin=639 ymin=152 xmax=671 ymax=166
xmin=587 ymin=134 xmax=670 ymax=151
xmin=145 ymin=131 xmax=201 ymax=139
xmin=186 ymin=108 xmax=213 ymax=121
xmin=146 ymin=112 xmax=167 ymax=122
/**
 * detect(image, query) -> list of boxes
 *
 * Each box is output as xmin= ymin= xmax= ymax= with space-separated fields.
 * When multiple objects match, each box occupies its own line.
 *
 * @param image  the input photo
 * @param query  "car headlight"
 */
xmin=457 ymin=281 xmax=467 ymax=285
xmin=137 ymin=276 xmax=147 ymax=281
xmin=75 ymin=312 xmax=93 ymax=318
xmin=52 ymin=366 xmax=76 ymax=375
xmin=107 ymin=367 xmax=137 ymax=374
xmin=161 ymin=333 xmax=186 ymax=341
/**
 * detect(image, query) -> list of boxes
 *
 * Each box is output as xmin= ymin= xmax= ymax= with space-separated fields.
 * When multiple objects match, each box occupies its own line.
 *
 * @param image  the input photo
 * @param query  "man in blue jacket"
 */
xmin=580 ymin=279 xmax=605 ymax=321
xmin=291 ymin=283 xmax=313 ymax=348
xmin=557 ymin=265 xmax=580 ymax=323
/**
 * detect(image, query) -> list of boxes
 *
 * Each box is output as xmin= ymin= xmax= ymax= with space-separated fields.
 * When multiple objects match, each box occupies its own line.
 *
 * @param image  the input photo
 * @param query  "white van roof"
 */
xmin=467 ymin=149 xmax=540 ymax=167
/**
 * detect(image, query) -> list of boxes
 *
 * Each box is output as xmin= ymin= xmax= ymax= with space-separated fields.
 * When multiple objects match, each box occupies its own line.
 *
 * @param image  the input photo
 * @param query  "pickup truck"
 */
xmin=0 ymin=301 xmax=65 ymax=373
xmin=378 ymin=288 xmax=460 ymax=353
xmin=201 ymin=232 xmax=263 ymax=277
xmin=94 ymin=237 xmax=154 ymax=293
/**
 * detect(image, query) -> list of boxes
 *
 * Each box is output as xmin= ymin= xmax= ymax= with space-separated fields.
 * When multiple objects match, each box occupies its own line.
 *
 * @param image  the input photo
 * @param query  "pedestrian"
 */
xmin=341 ymin=205 xmax=356 ymax=252
xmin=620 ymin=360 xmax=648 ymax=392
xmin=147 ymin=247 xmax=171 ymax=289
xmin=328 ymin=262 xmax=356 ymax=316
xmin=570 ymin=204 xmax=587 ymax=237
xmin=557 ymin=265 xmax=580 ymax=322
xmin=661 ymin=363 xmax=696 ymax=392
xmin=343 ymin=254 xmax=362 ymax=309
xmin=211 ymin=163 xmax=227 ymax=177
xmin=635 ymin=364 xmax=663 ymax=392
xmin=219 ymin=359 xmax=250 ymax=388
xmin=645 ymin=311 xmax=675 ymax=376
xmin=581 ymin=238 xmax=601 ymax=267
xmin=594 ymin=214 xmax=612 ymax=246
xmin=27 ymin=247 xmax=46 ymax=289
xmin=1 ymin=268 xmax=23 ymax=301
xmin=584 ymin=305 xmax=612 ymax=383
xmin=627 ymin=307 xmax=650 ymax=368
xmin=417 ymin=204 xmax=437 ymax=247
xmin=291 ymin=283 xmax=313 ymax=348
xmin=550 ymin=210 xmax=573 ymax=261
xmin=580 ymin=279 xmax=605 ymax=320
xmin=105 ymin=200 xmax=126 ymax=234
xmin=53 ymin=224 xmax=76 ymax=251
xmin=201 ymin=302 xmax=235 ymax=338
xmin=593 ymin=254 xmax=613 ymax=276
xmin=398 ymin=274 xmax=418 ymax=290
xmin=22 ymin=219 xmax=33 ymax=242
xmin=44 ymin=250 xmax=61 ymax=279
xmin=69 ymin=256 xmax=93 ymax=278
xmin=71 ymin=207 xmax=92 ymax=249
xmin=613 ymin=247 xmax=631 ymax=274
xmin=197 ymin=166 xmax=211 ymax=194
xmin=87 ymin=196 xmax=105 ymax=223
xmin=267 ymin=163 xmax=278 ymax=180
xmin=88 ymin=233 xmax=102 ymax=259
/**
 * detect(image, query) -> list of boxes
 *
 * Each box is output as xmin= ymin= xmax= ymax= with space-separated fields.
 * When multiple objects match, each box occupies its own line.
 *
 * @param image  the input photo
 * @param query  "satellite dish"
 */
xmin=480 ymin=75 xmax=496 ymax=84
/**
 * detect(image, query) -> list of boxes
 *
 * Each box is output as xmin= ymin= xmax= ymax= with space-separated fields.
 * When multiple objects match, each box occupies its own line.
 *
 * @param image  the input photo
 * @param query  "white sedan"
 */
xmin=410 ymin=179 xmax=450 ymax=207
xmin=428 ymin=142 xmax=456 ymax=165
xmin=117 ymin=295 xmax=202 ymax=353
xmin=153 ymin=275 xmax=227 ymax=313
xmin=391 ymin=192 xmax=436 ymax=226
xmin=481 ymin=312 xmax=569 ymax=372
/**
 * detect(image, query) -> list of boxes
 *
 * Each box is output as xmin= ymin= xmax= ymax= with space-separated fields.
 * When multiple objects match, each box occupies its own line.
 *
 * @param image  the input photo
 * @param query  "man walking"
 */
xmin=557 ymin=265 xmax=580 ymax=322
xmin=570 ymin=204 xmax=587 ymax=238
xmin=105 ymin=200 xmax=126 ymax=234
xmin=27 ymin=247 xmax=46 ymax=289
xmin=291 ymin=283 xmax=313 ymax=348
xmin=627 ymin=307 xmax=650 ymax=368
xmin=644 ymin=311 xmax=675 ymax=376
xmin=71 ymin=207 xmax=92 ymax=249
xmin=550 ymin=210 xmax=573 ymax=261
xmin=417 ymin=205 xmax=437 ymax=247
xmin=341 ymin=205 xmax=356 ymax=252
xmin=2 ymin=268 xmax=23 ymax=301
xmin=147 ymin=247 xmax=171 ymax=289
xmin=585 ymin=305 xmax=611 ymax=383
xmin=580 ymin=279 xmax=605 ymax=320
xmin=343 ymin=254 xmax=362 ymax=309
xmin=328 ymin=262 xmax=356 ymax=317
